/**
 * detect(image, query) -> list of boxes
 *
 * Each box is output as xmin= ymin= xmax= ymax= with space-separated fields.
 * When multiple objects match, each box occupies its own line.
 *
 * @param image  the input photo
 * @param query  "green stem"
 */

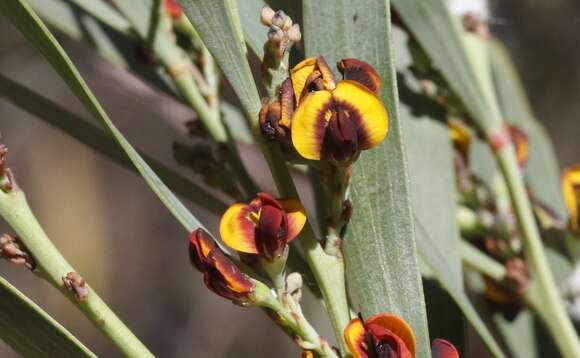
xmin=0 ymin=189 xmax=153 ymax=357
xmin=496 ymin=144 xmax=580 ymax=357
xmin=261 ymin=144 xmax=351 ymax=355
xmin=261 ymin=289 xmax=338 ymax=357
xmin=460 ymin=240 xmax=506 ymax=281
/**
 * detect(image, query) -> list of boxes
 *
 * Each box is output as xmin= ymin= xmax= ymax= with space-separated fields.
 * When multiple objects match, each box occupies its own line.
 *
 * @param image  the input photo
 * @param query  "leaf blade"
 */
xmin=303 ymin=0 xmax=431 ymax=355
xmin=0 ymin=275 xmax=95 ymax=358
xmin=0 ymin=0 xmax=203 ymax=232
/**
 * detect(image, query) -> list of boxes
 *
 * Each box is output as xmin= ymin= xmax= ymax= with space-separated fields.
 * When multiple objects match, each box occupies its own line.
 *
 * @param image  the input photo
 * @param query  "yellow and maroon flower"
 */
xmin=344 ymin=313 xmax=459 ymax=358
xmin=562 ymin=165 xmax=580 ymax=233
xmin=290 ymin=57 xmax=388 ymax=164
xmin=219 ymin=193 xmax=307 ymax=260
xmin=189 ymin=228 xmax=255 ymax=304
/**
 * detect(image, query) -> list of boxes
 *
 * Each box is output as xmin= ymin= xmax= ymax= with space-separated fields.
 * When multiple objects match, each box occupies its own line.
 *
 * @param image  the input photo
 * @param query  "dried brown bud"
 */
xmin=0 ymin=234 xmax=35 ymax=270
xmin=63 ymin=272 xmax=88 ymax=301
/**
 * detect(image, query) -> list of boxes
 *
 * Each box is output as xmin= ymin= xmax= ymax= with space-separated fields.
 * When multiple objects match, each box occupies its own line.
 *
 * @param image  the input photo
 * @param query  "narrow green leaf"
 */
xmin=391 ymin=0 xmax=501 ymax=129
xmin=0 ymin=74 xmax=228 ymax=215
xmin=303 ymin=1 xmax=430 ymax=355
xmin=415 ymin=222 xmax=506 ymax=357
xmin=0 ymin=0 xmax=203 ymax=232
xmin=179 ymin=0 xmax=261 ymax=118
xmin=489 ymin=39 xmax=567 ymax=218
xmin=394 ymin=26 xmax=462 ymax=284
xmin=0 ymin=275 xmax=95 ymax=358
xmin=236 ymin=0 xmax=266 ymax=58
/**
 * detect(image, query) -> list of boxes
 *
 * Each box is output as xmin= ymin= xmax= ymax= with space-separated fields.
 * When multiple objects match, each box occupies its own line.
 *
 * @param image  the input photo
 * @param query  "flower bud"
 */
xmin=260 ymin=6 xmax=276 ymax=26
xmin=189 ymin=229 xmax=255 ymax=305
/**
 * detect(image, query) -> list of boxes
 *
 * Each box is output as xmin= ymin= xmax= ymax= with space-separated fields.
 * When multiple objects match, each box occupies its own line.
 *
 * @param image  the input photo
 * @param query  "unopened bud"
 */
xmin=260 ymin=6 xmax=276 ymax=26
xmin=267 ymin=26 xmax=285 ymax=44
xmin=287 ymin=24 xmax=302 ymax=43
xmin=271 ymin=10 xmax=288 ymax=29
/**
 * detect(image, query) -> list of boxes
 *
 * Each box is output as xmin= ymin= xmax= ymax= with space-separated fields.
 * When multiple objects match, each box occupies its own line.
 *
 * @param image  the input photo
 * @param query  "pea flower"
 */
xmin=219 ymin=193 xmax=307 ymax=260
xmin=562 ymin=165 xmax=580 ymax=233
xmin=290 ymin=57 xmax=388 ymax=164
xmin=189 ymin=228 xmax=255 ymax=305
xmin=344 ymin=313 xmax=459 ymax=358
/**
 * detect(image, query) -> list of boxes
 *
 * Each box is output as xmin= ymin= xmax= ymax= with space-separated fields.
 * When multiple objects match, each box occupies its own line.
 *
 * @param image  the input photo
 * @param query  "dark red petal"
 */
xmin=338 ymin=58 xmax=381 ymax=95
xmin=255 ymin=203 xmax=288 ymax=259
xmin=431 ymin=339 xmax=459 ymax=358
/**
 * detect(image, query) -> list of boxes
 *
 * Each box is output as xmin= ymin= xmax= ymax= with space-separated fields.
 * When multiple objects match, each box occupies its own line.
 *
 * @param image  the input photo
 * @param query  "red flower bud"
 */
xmin=189 ymin=229 xmax=255 ymax=304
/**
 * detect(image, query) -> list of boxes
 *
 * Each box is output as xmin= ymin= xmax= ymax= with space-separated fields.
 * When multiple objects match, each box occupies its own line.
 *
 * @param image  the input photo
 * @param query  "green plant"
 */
xmin=0 ymin=0 xmax=578 ymax=357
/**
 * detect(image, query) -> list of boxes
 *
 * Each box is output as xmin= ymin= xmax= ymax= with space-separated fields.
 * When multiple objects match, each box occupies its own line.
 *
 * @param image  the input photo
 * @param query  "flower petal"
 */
xmin=562 ymin=165 xmax=580 ymax=232
xmin=188 ymin=228 xmax=255 ymax=303
xmin=338 ymin=58 xmax=381 ymax=95
xmin=291 ymin=56 xmax=336 ymax=102
xmin=279 ymin=78 xmax=295 ymax=128
xmin=364 ymin=313 xmax=416 ymax=357
xmin=431 ymin=339 xmax=460 ymax=358
xmin=278 ymin=198 xmax=307 ymax=241
xmin=344 ymin=317 xmax=368 ymax=358
xmin=220 ymin=203 xmax=258 ymax=254
xmin=291 ymin=90 xmax=333 ymax=160
xmin=332 ymin=80 xmax=388 ymax=150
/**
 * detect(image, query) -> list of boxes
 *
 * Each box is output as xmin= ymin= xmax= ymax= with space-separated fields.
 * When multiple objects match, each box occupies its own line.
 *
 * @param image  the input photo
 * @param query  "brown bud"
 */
xmin=63 ymin=272 xmax=88 ymax=301
xmin=0 ymin=234 xmax=35 ymax=270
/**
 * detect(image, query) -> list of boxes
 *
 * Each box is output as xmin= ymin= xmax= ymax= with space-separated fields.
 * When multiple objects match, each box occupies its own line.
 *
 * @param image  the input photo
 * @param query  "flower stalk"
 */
xmin=0 ymin=188 xmax=153 ymax=357
xmin=494 ymin=143 xmax=580 ymax=357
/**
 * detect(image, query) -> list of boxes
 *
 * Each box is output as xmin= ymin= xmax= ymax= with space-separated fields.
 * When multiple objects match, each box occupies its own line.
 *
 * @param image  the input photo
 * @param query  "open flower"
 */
xmin=344 ymin=313 xmax=459 ymax=358
xmin=290 ymin=57 xmax=388 ymax=164
xmin=562 ymin=165 xmax=580 ymax=233
xmin=219 ymin=193 xmax=307 ymax=260
xmin=189 ymin=228 xmax=255 ymax=305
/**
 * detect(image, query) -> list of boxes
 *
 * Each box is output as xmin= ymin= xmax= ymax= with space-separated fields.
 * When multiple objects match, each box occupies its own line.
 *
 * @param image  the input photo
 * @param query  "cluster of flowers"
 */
xmin=260 ymin=56 xmax=388 ymax=165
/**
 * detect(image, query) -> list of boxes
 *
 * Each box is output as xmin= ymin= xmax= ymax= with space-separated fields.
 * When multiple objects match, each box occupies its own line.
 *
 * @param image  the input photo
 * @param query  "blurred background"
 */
xmin=0 ymin=0 xmax=579 ymax=357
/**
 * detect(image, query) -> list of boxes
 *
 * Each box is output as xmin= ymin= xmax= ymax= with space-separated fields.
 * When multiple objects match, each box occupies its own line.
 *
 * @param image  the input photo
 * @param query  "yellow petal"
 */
xmin=291 ymin=90 xmax=333 ymax=160
xmin=344 ymin=318 xmax=367 ymax=358
xmin=278 ymin=198 xmax=307 ymax=241
xmin=332 ymin=80 xmax=388 ymax=150
xmin=291 ymin=57 xmax=318 ymax=102
xmin=291 ymin=56 xmax=336 ymax=102
xmin=563 ymin=165 xmax=580 ymax=232
xmin=219 ymin=203 xmax=258 ymax=254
